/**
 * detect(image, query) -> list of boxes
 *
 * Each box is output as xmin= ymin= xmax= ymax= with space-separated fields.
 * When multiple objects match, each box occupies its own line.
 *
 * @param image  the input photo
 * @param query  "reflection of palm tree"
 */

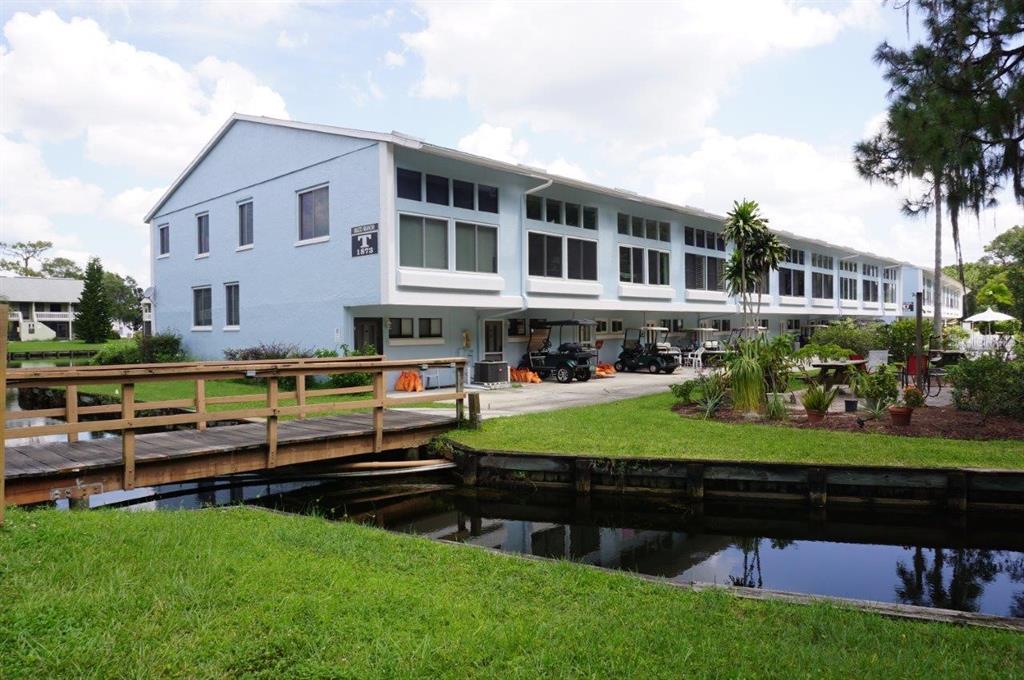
xmin=730 ymin=538 xmax=763 ymax=588
xmin=895 ymin=548 xmax=1000 ymax=612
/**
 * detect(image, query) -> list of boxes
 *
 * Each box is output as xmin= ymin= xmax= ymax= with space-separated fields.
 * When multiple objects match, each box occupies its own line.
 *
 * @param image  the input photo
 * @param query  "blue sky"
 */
xmin=2 ymin=1 xmax=1020 ymax=286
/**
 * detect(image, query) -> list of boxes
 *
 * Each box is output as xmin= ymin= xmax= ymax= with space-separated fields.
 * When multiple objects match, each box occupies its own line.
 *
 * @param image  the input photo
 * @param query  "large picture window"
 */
xmin=811 ymin=271 xmax=834 ymax=299
xmin=863 ymin=279 xmax=879 ymax=302
xmin=648 ymin=250 xmax=670 ymax=286
xmin=298 ymin=186 xmax=329 ymax=240
xmin=566 ymin=238 xmax=597 ymax=280
xmin=399 ymin=214 xmax=448 ymax=269
xmin=779 ymin=267 xmax=805 ymax=296
xmin=684 ymin=253 xmax=725 ymax=291
xmin=840 ymin=276 xmax=858 ymax=301
xmin=455 ymin=222 xmax=497 ymax=273
xmin=192 ymin=287 xmax=212 ymax=328
xmin=528 ymin=232 xmax=563 ymax=278
xmin=620 ymin=246 xmax=644 ymax=283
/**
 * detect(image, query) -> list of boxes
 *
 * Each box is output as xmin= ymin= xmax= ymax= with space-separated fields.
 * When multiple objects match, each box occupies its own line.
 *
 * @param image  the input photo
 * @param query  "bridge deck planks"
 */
xmin=5 ymin=410 xmax=455 ymax=482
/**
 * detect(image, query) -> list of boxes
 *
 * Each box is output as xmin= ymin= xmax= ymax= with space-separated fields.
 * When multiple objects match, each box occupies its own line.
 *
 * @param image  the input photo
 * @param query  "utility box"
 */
xmin=474 ymin=361 xmax=508 ymax=385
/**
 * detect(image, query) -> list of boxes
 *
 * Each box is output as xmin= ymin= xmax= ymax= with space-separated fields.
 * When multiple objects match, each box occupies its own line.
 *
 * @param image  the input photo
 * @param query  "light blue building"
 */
xmin=146 ymin=114 xmax=964 ymax=384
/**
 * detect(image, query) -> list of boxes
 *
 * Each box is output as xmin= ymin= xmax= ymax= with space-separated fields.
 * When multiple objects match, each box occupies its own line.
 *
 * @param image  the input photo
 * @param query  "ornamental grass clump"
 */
xmin=728 ymin=341 xmax=764 ymax=414
xmin=801 ymin=382 xmax=839 ymax=423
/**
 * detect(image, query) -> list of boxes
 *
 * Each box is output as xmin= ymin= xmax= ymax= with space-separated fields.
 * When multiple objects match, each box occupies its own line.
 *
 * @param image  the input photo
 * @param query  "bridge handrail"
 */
xmin=0 ymin=321 xmax=468 ymax=524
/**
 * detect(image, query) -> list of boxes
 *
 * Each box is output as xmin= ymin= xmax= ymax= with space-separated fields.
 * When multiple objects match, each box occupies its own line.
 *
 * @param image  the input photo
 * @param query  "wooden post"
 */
xmin=455 ymin=364 xmax=465 ymax=422
xmin=947 ymin=471 xmax=968 ymax=513
xmin=195 ymin=378 xmax=206 ymax=431
xmin=574 ymin=459 xmax=592 ymax=495
xmin=266 ymin=377 xmax=278 ymax=468
xmin=808 ymin=467 xmax=827 ymax=508
xmin=468 ymin=392 xmax=481 ymax=429
xmin=0 ymin=303 xmax=7 ymax=525
xmin=122 ymin=383 xmax=136 ymax=490
xmin=372 ymin=370 xmax=384 ymax=453
xmin=686 ymin=463 xmax=705 ymax=500
xmin=296 ymin=372 xmax=307 ymax=420
xmin=65 ymin=384 xmax=79 ymax=443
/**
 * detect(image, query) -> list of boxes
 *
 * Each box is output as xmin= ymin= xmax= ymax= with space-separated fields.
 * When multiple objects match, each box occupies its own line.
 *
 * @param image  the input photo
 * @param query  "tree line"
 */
xmin=1 ymin=240 xmax=144 ymax=342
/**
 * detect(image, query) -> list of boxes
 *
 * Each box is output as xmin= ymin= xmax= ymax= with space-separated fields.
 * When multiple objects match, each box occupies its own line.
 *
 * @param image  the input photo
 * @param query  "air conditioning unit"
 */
xmin=474 ymin=361 xmax=508 ymax=384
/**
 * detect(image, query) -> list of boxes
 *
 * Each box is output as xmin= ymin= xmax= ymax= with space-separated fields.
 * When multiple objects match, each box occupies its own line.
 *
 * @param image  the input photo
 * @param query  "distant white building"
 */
xmin=1 ymin=276 xmax=83 ymax=341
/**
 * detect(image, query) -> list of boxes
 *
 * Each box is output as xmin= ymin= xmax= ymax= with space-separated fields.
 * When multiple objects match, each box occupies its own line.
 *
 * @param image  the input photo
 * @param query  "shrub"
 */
xmin=765 ymin=392 xmax=789 ymax=421
xmin=795 ymin=343 xmax=851 ymax=362
xmin=941 ymin=325 xmax=969 ymax=350
xmin=223 ymin=342 xmax=312 ymax=362
xmin=728 ymin=340 xmax=764 ymax=414
xmin=801 ymin=383 xmax=839 ymax=412
xmin=670 ymin=379 xmax=700 ymax=405
xmin=693 ymin=371 xmax=727 ymax=419
xmin=947 ymin=356 xmax=1024 ymax=420
xmin=859 ymin=365 xmax=900 ymax=407
xmin=901 ymin=385 xmax=925 ymax=409
xmin=137 ymin=332 xmax=185 ymax=363
xmin=879 ymin=319 xmax=920 ymax=362
xmin=311 ymin=344 xmax=376 ymax=389
xmin=92 ymin=339 xmax=142 ymax=365
xmin=809 ymin=319 xmax=883 ymax=357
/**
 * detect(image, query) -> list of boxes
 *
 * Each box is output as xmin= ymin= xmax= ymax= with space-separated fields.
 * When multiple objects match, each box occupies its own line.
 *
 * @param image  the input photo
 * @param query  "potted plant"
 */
xmin=844 ymin=370 xmax=864 ymax=413
xmin=889 ymin=385 xmax=925 ymax=426
xmin=801 ymin=382 xmax=839 ymax=423
xmin=860 ymin=365 xmax=899 ymax=411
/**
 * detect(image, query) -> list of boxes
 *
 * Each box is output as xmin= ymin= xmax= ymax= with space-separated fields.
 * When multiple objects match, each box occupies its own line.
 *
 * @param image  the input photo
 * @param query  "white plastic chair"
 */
xmin=685 ymin=346 xmax=705 ymax=370
xmin=866 ymin=350 xmax=889 ymax=371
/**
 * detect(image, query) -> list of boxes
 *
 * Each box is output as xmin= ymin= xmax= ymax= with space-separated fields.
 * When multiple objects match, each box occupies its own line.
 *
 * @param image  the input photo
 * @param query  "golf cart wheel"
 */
xmin=576 ymin=368 xmax=592 ymax=382
xmin=555 ymin=366 xmax=574 ymax=383
xmin=648 ymin=361 xmax=662 ymax=374
xmin=613 ymin=361 xmax=625 ymax=372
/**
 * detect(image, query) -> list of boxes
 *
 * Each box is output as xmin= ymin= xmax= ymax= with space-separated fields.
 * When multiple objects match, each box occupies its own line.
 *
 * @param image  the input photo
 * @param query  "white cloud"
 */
xmin=456 ymin=123 xmax=588 ymax=181
xmin=104 ymin=186 xmax=167 ymax=229
xmin=343 ymin=71 xmax=385 ymax=107
xmin=1 ymin=11 xmax=289 ymax=176
xmin=0 ymin=135 xmax=104 ymax=220
xmin=384 ymin=50 xmax=406 ymax=68
xmin=404 ymin=1 xmax=877 ymax=147
xmin=276 ymin=29 xmax=309 ymax=49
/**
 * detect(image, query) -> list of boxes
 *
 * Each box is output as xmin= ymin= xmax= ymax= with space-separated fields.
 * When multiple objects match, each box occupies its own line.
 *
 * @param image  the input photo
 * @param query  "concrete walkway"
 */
xmin=390 ymin=368 xmax=697 ymax=419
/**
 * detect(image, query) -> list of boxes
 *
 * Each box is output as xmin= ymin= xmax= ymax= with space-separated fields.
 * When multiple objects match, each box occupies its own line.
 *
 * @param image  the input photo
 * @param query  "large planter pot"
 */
xmin=844 ymin=399 xmax=858 ymax=413
xmin=888 ymin=406 xmax=913 ymax=426
xmin=805 ymin=408 xmax=826 ymax=424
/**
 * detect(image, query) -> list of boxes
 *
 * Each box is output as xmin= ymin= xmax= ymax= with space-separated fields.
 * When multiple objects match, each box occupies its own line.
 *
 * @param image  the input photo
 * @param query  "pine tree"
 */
xmin=74 ymin=258 xmax=112 ymax=343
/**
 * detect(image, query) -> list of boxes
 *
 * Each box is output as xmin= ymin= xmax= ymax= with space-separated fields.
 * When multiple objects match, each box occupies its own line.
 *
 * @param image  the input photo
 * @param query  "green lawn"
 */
xmin=1 ymin=508 xmax=1020 ymax=679
xmin=7 ymin=339 xmax=116 ymax=354
xmin=453 ymin=392 xmax=1024 ymax=470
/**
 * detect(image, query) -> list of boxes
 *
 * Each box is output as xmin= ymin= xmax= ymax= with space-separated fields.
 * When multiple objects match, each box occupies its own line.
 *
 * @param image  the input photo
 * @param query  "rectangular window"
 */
xmin=779 ymin=267 xmax=805 ymax=296
xmin=863 ymin=279 xmax=879 ymax=302
xmin=196 ymin=214 xmax=209 ymax=255
xmin=425 ymin=174 xmax=449 ymax=205
xmin=564 ymin=203 xmax=580 ymax=227
xmin=684 ymin=253 xmax=723 ymax=290
xmin=645 ymin=219 xmax=658 ymax=240
xmin=298 ymin=186 xmax=329 ymax=240
xmin=840 ymin=260 xmax=857 ymax=273
xmin=526 ymin=194 xmax=543 ymax=220
xmin=399 ymin=214 xmax=448 ymax=269
xmin=812 ymin=272 xmax=834 ymax=299
xmin=478 ymin=184 xmax=499 ymax=213
xmin=695 ymin=229 xmax=706 ymax=249
xmin=455 ymin=222 xmax=498 ymax=273
xmin=158 ymin=224 xmax=169 ymax=255
xmin=453 ymin=179 xmax=475 ymax=209
xmin=863 ymin=264 xmax=879 ymax=278
xmin=192 ymin=287 xmax=212 ymax=328
xmin=618 ymin=213 xmax=630 ymax=235
xmin=546 ymin=198 xmax=563 ymax=224
xmin=840 ymin=276 xmax=858 ymax=300
xmin=238 ymin=202 xmax=253 ymax=247
xmin=419 ymin=317 xmax=443 ymax=338
xmin=620 ymin=246 xmax=643 ymax=283
xmin=567 ymin=238 xmax=597 ymax=280
xmin=659 ymin=221 xmax=670 ymax=242
xmin=648 ymin=250 xmax=670 ymax=286
xmin=528 ymin=232 xmax=562 ymax=278
xmin=389 ymin=317 xmax=414 ymax=339
xmin=883 ymin=281 xmax=896 ymax=303
xmin=224 ymin=283 xmax=240 ymax=326
xmin=508 ymin=318 xmax=527 ymax=337
xmin=583 ymin=206 xmax=597 ymax=230
xmin=610 ymin=319 xmax=624 ymax=333
xmin=784 ymin=248 xmax=805 ymax=265
xmin=397 ymin=168 xmax=422 ymax=201
xmin=811 ymin=253 xmax=834 ymax=270
xmin=631 ymin=215 xmax=644 ymax=238
xmin=684 ymin=226 xmax=694 ymax=246
xmin=595 ymin=319 xmax=609 ymax=334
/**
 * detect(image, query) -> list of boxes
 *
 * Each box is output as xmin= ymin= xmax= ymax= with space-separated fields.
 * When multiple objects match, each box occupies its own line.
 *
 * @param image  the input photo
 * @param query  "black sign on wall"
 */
xmin=351 ymin=223 xmax=378 ymax=257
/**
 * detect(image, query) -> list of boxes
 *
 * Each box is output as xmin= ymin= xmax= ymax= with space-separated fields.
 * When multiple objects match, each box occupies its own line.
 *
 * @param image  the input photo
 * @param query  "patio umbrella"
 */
xmin=965 ymin=307 xmax=1016 ymax=334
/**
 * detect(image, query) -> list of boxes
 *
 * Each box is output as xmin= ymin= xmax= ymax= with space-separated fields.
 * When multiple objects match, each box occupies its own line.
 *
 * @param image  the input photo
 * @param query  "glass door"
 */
xmin=483 ymin=320 xmax=503 ymax=361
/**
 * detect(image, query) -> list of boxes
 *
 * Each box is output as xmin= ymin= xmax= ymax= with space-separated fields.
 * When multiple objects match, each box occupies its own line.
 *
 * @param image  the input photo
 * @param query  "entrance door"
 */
xmin=483 ymin=320 xmax=503 ymax=361
xmin=353 ymin=317 xmax=383 ymax=354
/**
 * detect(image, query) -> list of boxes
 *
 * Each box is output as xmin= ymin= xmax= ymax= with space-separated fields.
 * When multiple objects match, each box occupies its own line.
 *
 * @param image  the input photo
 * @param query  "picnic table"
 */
xmin=812 ymin=359 xmax=867 ymax=389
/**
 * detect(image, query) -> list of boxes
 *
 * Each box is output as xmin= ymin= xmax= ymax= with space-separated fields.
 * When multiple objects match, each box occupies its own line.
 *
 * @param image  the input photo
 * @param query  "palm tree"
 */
xmin=723 ymin=199 xmax=785 ymax=334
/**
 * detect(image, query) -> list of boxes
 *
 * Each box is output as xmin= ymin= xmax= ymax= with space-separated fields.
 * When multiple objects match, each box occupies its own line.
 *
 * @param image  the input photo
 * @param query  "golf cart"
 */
xmin=614 ymin=326 xmax=682 ymax=374
xmin=518 ymin=319 xmax=598 ymax=383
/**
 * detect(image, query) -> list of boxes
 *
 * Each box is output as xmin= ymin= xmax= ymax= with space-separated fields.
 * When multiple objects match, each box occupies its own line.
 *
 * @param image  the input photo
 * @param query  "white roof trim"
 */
xmin=144 ymin=113 xmax=960 ymax=277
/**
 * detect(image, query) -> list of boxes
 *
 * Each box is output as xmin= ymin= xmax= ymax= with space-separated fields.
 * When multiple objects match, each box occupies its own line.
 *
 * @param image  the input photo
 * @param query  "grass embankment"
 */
xmin=7 ymin=339 xmax=115 ymax=354
xmin=452 ymin=392 xmax=1024 ymax=470
xmin=2 ymin=508 xmax=1021 ymax=678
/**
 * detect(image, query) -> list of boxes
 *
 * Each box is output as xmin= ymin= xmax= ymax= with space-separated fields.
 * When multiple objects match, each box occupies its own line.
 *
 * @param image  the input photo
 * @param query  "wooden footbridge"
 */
xmin=1 ymin=346 xmax=467 ymax=520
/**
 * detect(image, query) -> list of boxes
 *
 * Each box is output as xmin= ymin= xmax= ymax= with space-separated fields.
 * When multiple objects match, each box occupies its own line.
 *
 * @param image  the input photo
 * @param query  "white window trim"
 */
xmin=296 ymin=182 xmax=330 ymax=243
xmin=453 ymin=217 xmax=500 ymax=275
xmin=237 ymin=197 xmax=254 ymax=249
xmin=191 ymin=285 xmax=213 ymax=331
xmin=194 ymin=253 xmax=210 ymax=260
xmin=235 ymin=244 xmax=254 ymax=253
xmin=527 ymin=229 xmax=598 ymax=282
xmin=398 ymin=210 xmax=455 ymax=271
xmin=646 ymin=246 xmax=672 ymax=287
xmin=223 ymin=325 xmax=240 ymax=332
xmin=156 ymin=254 xmax=170 ymax=260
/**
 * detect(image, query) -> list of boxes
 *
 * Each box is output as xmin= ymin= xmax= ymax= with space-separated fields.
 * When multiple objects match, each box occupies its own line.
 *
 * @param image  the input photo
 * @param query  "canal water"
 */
xmin=85 ymin=478 xmax=1024 ymax=619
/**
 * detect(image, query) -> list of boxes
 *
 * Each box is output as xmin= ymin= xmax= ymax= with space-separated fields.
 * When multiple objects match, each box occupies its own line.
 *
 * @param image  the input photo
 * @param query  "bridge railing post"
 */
xmin=372 ymin=369 xmax=384 ymax=453
xmin=455 ymin=363 xmax=465 ymax=423
xmin=296 ymin=370 xmax=307 ymax=420
xmin=195 ymin=379 xmax=206 ymax=431
xmin=1 ymin=302 xmax=7 ymax=525
xmin=66 ymin=384 xmax=78 ymax=443
xmin=122 ymin=382 xmax=136 ymax=490
xmin=266 ymin=377 xmax=279 ymax=468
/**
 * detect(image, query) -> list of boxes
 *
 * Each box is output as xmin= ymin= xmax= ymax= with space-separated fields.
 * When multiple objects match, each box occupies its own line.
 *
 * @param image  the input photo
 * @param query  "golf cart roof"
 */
xmin=537 ymin=319 xmax=597 ymax=327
